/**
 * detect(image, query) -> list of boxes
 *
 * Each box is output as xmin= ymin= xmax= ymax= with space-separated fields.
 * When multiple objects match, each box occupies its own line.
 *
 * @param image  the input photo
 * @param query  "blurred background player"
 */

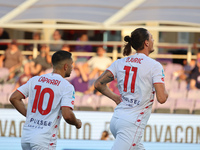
xmin=10 ymin=50 xmax=82 ymax=150
xmin=94 ymin=28 xmax=168 ymax=150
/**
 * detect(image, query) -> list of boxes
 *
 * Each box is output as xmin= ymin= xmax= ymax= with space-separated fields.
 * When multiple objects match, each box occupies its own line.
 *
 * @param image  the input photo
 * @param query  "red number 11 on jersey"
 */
xmin=123 ymin=66 xmax=138 ymax=93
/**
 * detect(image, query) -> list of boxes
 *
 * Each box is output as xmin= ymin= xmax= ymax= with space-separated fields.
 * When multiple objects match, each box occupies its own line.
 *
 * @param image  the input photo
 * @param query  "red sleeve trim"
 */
xmin=61 ymin=106 xmax=74 ymax=110
xmin=106 ymin=69 xmax=114 ymax=79
xmin=17 ymin=89 xmax=26 ymax=99
xmin=153 ymin=82 xmax=164 ymax=84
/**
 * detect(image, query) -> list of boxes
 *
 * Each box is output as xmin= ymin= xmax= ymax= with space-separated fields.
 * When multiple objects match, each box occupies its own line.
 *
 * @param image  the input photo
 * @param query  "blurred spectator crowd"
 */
xmin=0 ymin=27 xmax=200 ymax=115
xmin=0 ymin=28 xmax=115 ymax=109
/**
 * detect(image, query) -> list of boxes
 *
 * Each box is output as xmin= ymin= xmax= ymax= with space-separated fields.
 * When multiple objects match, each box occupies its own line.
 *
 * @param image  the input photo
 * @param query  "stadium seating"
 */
xmin=2 ymin=83 xmax=15 ymax=94
xmin=168 ymin=89 xmax=187 ymax=100
xmin=97 ymin=95 xmax=117 ymax=112
xmin=0 ymin=91 xmax=8 ymax=105
xmin=154 ymin=98 xmax=175 ymax=114
xmin=74 ymin=92 xmax=83 ymax=110
xmin=164 ymin=63 xmax=183 ymax=80
xmin=187 ymin=89 xmax=200 ymax=101
xmin=193 ymin=100 xmax=200 ymax=114
xmin=174 ymin=98 xmax=194 ymax=114
xmin=179 ymin=80 xmax=188 ymax=91
xmin=0 ymin=102 xmax=3 ymax=108
xmin=78 ymin=94 xmax=100 ymax=111
xmin=0 ymin=68 xmax=9 ymax=83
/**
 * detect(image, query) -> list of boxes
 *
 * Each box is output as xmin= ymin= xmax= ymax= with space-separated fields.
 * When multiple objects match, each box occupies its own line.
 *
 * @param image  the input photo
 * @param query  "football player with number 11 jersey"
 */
xmin=95 ymin=28 xmax=168 ymax=150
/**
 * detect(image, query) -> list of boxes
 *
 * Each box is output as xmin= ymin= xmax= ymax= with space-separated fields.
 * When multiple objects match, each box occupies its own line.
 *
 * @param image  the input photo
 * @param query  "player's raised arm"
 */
xmin=94 ymin=70 xmax=121 ymax=105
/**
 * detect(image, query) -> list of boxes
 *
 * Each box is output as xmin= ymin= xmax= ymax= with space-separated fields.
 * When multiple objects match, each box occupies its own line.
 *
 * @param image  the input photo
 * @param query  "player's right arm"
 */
xmin=94 ymin=70 xmax=121 ymax=105
xmin=10 ymin=90 xmax=27 ymax=117
xmin=94 ymin=60 xmax=121 ymax=105
xmin=61 ymin=107 xmax=82 ymax=129
xmin=9 ymin=78 xmax=30 ymax=117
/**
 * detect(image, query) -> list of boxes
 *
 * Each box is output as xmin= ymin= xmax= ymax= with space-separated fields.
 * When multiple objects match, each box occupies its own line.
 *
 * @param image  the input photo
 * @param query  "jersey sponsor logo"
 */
xmin=122 ymin=96 xmax=140 ymax=105
xmin=29 ymin=118 xmax=52 ymax=127
xmin=161 ymin=77 xmax=164 ymax=82
xmin=126 ymin=57 xmax=143 ymax=64
xmin=27 ymin=125 xmax=44 ymax=129
xmin=38 ymin=76 xmax=61 ymax=86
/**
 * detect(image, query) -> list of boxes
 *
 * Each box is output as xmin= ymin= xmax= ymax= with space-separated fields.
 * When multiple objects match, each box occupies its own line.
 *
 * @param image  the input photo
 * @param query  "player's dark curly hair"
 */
xmin=123 ymin=28 xmax=149 ymax=56
xmin=52 ymin=50 xmax=72 ymax=68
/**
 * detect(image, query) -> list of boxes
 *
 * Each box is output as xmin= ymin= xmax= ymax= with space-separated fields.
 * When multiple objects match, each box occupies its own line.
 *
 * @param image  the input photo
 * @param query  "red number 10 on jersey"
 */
xmin=32 ymin=85 xmax=54 ymax=115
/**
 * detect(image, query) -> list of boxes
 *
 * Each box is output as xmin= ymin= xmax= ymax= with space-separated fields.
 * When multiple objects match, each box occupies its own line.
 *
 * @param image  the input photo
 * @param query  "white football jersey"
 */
xmin=17 ymin=73 xmax=75 ymax=149
xmin=107 ymin=53 xmax=165 ymax=129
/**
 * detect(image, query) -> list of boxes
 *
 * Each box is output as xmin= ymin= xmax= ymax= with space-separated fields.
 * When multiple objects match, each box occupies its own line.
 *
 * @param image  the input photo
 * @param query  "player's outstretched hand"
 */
xmin=76 ymin=119 xmax=82 ymax=129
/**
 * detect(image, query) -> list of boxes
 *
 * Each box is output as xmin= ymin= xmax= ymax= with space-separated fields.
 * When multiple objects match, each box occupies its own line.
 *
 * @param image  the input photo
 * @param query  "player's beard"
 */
xmin=64 ymin=72 xmax=70 ymax=78
xmin=149 ymin=48 xmax=154 ymax=54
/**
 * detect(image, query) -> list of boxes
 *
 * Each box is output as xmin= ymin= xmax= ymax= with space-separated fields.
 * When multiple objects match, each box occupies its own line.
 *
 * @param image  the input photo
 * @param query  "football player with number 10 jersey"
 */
xmin=10 ymin=50 xmax=82 ymax=150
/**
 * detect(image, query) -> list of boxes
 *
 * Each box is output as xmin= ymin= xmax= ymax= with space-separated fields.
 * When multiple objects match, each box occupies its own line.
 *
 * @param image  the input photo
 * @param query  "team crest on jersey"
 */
xmin=72 ymin=91 xmax=75 ymax=99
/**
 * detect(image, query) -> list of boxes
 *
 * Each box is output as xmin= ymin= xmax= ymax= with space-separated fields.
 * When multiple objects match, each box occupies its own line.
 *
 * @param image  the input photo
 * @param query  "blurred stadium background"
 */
xmin=0 ymin=0 xmax=200 ymax=150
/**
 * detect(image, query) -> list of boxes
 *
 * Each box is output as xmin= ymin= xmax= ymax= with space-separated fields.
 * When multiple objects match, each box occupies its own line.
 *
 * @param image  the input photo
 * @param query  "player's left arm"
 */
xmin=94 ymin=70 xmax=121 ymax=105
xmin=154 ymin=83 xmax=168 ymax=104
xmin=10 ymin=90 xmax=27 ymax=117
xmin=62 ymin=107 xmax=82 ymax=129
xmin=152 ymin=62 xmax=168 ymax=104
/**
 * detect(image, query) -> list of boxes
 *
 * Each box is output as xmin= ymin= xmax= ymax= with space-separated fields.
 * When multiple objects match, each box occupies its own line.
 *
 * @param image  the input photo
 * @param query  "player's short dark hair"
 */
xmin=123 ymin=28 xmax=149 ymax=56
xmin=52 ymin=50 xmax=72 ymax=67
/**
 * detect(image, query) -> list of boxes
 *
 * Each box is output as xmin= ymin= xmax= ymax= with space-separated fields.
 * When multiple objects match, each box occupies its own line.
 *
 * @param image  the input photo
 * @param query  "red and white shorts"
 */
xmin=110 ymin=116 xmax=145 ymax=150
